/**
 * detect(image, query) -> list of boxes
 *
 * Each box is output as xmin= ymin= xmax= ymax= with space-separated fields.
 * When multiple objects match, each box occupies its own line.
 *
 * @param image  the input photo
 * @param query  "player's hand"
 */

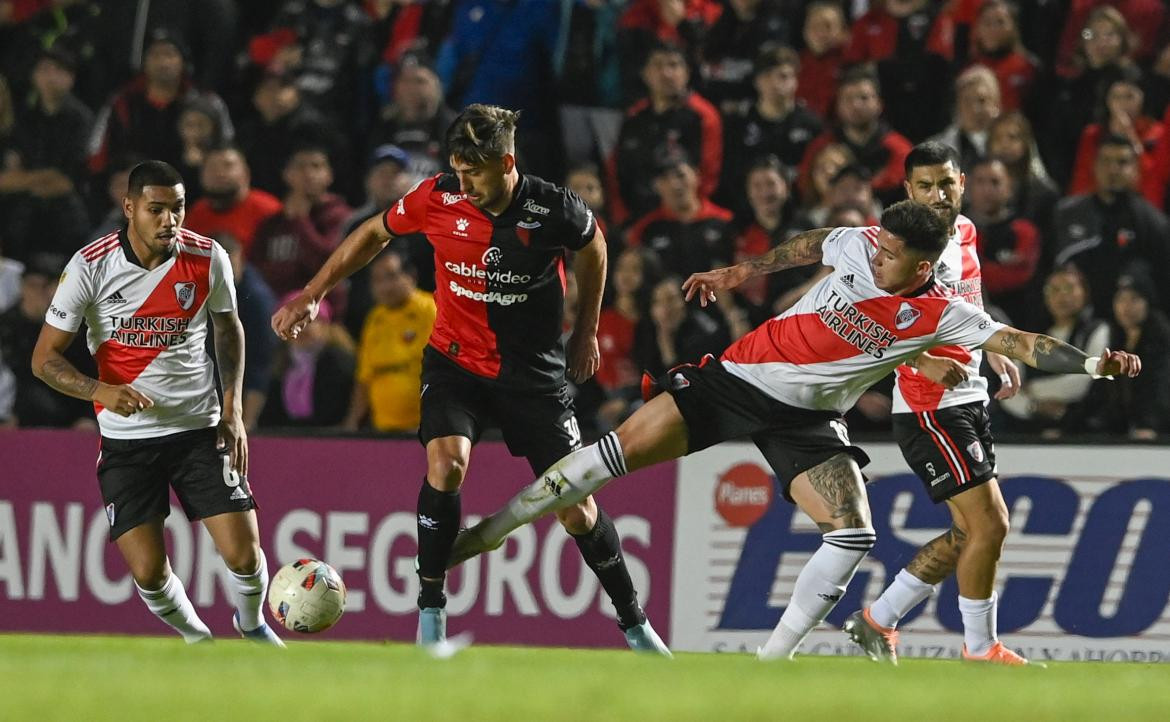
xmin=1097 ymin=348 xmax=1141 ymax=378
xmin=681 ymin=265 xmax=751 ymax=307
xmin=567 ymin=330 xmax=600 ymax=383
xmin=217 ymin=411 xmax=248 ymax=479
xmin=914 ymin=353 xmax=969 ymax=389
xmin=986 ymin=351 xmax=1021 ymax=400
xmin=271 ymin=291 xmax=319 ymax=340
xmin=93 ymin=383 xmax=154 ymax=417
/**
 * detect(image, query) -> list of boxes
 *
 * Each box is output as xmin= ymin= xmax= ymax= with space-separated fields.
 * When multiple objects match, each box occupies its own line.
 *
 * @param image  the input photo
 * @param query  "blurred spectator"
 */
xmin=1055 ymin=0 xmax=1165 ymax=74
xmin=610 ymin=41 xmax=722 ymax=223
xmin=174 ymin=97 xmax=230 ymax=202
xmin=967 ymin=157 xmax=1040 ymax=326
xmin=929 ymin=65 xmax=1002 ymax=174
xmin=617 ymin=0 xmax=722 ymax=103
xmin=1068 ymin=69 xmax=1167 ymax=208
xmin=999 ymin=265 xmax=1108 ymax=435
xmin=344 ymin=250 xmax=435 ymax=432
xmin=87 ymin=29 xmax=233 ymax=175
xmin=1 ymin=48 xmax=92 ymax=263
xmin=959 ymin=0 xmax=1039 ymax=114
xmin=633 ymin=275 xmax=730 ymax=376
xmin=699 ymin=0 xmax=791 ymax=116
xmin=987 ymin=111 xmax=1059 ymax=236
xmin=795 ymin=141 xmax=853 ymax=219
xmin=845 ymin=0 xmax=954 ymax=141
xmin=718 ymin=44 xmax=822 ymax=213
xmin=555 ymin=0 xmax=626 ymax=169
xmin=1053 ymin=135 xmax=1170 ymax=317
xmin=236 ymin=70 xmax=341 ymax=198
xmin=1076 ymin=271 xmax=1170 ymax=440
xmin=88 ymin=154 xmax=141 ymax=239
xmin=1144 ymin=43 xmax=1170 ymax=120
xmin=0 ymin=258 xmax=95 ymax=428
xmin=798 ymin=66 xmax=912 ymax=206
xmin=249 ymin=144 xmax=352 ymax=311
xmin=370 ymin=51 xmax=455 ymax=180
xmin=217 ymin=233 xmax=277 ymax=432
xmin=261 ymin=294 xmax=356 ymax=429
xmin=0 ymin=0 xmax=105 ymax=109
xmin=185 ymin=144 xmax=283 ymax=255
xmin=368 ymin=0 xmax=453 ymax=67
xmin=596 ymin=246 xmax=661 ymax=427
xmin=1043 ymin=6 xmax=1137 ymax=188
xmin=625 ymin=152 xmax=733 ymax=280
xmin=437 ymin=0 xmax=561 ymax=177
xmin=0 ymin=235 xmax=21 ymax=313
xmin=565 ymin=163 xmax=612 ymax=243
xmin=795 ymin=0 xmax=848 ymax=119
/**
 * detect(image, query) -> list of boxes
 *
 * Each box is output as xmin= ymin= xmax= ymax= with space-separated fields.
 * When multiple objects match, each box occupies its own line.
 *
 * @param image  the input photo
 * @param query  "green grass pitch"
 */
xmin=2 ymin=634 xmax=1167 ymax=721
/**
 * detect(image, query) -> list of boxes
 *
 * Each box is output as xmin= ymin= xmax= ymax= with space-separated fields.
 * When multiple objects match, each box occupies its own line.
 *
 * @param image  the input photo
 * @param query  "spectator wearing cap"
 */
xmin=250 ymin=144 xmax=352 ymax=315
xmin=699 ymin=0 xmax=791 ymax=116
xmin=1053 ymin=135 xmax=1170 ymax=318
xmin=261 ymin=292 xmax=356 ymax=429
xmin=929 ymin=65 xmax=1002 ymax=175
xmin=0 ymin=259 xmax=96 ymax=428
xmin=216 ymin=233 xmax=277 ymax=432
xmin=185 ymin=144 xmax=283 ymax=255
xmin=717 ymin=44 xmax=822 ymax=214
xmin=87 ymin=29 xmax=234 ymax=175
xmin=2 ymin=48 xmax=92 ymax=263
xmin=796 ymin=1 xmax=849 ymax=119
xmin=370 ymin=52 xmax=455 ymax=180
xmin=609 ymin=42 xmax=723 ymax=224
xmin=966 ymin=157 xmax=1040 ymax=326
xmin=798 ymin=67 xmax=912 ymax=207
xmin=1074 ymin=271 xmax=1170 ymax=440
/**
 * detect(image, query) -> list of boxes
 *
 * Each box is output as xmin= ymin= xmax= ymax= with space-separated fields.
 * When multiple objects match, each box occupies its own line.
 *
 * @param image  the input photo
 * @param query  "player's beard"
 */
xmin=933 ymin=204 xmax=960 ymax=229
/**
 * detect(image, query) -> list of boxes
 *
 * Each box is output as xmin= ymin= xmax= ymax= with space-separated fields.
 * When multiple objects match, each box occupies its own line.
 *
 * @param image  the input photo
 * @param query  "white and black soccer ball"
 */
xmin=268 ymin=558 xmax=347 ymax=633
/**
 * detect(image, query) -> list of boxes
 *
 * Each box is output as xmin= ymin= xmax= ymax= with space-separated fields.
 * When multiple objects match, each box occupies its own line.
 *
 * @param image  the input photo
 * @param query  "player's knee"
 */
xmin=428 ymin=456 xmax=468 ymax=491
xmin=129 ymin=562 xmax=169 ymax=591
xmin=971 ymin=504 xmax=1009 ymax=548
xmin=555 ymin=501 xmax=596 ymax=535
xmin=223 ymin=543 xmax=262 ymax=576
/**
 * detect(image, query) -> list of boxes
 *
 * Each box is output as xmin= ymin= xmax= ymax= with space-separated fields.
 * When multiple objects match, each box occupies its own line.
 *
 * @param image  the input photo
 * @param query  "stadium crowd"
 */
xmin=1 ymin=0 xmax=1168 ymax=441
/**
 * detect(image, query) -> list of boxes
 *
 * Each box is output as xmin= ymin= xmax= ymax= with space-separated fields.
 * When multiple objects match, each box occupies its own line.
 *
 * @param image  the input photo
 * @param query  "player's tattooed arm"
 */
xmin=804 ymin=453 xmax=871 ymax=531
xmin=212 ymin=310 xmax=246 ymax=410
xmin=32 ymin=324 xmax=154 ymax=416
xmin=38 ymin=357 xmax=98 ymax=400
xmin=906 ymin=526 xmax=967 ymax=584
xmin=982 ymin=327 xmax=1142 ymax=377
xmin=682 ymin=227 xmax=830 ymax=306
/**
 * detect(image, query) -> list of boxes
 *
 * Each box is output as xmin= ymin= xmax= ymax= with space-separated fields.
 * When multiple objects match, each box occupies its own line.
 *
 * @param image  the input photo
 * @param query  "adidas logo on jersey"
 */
xmin=103 ymin=291 xmax=128 ymax=304
xmin=840 ymin=274 xmax=855 ymax=289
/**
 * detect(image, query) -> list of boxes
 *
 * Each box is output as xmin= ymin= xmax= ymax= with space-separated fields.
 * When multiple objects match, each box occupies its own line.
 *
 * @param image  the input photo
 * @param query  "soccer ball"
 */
xmin=268 ymin=558 xmax=347 ymax=633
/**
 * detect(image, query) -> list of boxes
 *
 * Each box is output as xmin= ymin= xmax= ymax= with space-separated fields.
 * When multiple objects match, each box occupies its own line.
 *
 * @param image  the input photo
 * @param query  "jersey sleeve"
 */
xmin=207 ymin=243 xmax=238 ymax=313
xmin=45 ymin=254 xmax=94 ymax=333
xmin=933 ymin=298 xmax=1005 ymax=349
xmin=556 ymin=188 xmax=597 ymax=251
xmin=383 ymin=176 xmax=434 ymax=236
xmin=820 ymin=226 xmax=878 ymax=268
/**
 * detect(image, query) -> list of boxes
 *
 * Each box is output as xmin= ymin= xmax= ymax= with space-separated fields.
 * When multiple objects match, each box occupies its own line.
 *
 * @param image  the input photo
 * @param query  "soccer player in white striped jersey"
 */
xmin=31 ymin=161 xmax=283 ymax=646
xmin=440 ymin=200 xmax=1140 ymax=660
xmin=843 ymin=142 xmax=1031 ymax=665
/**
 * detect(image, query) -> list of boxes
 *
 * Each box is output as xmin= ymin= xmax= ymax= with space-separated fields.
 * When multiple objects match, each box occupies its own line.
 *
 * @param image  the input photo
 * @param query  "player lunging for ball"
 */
xmin=445 ymin=200 xmax=1140 ymax=660
xmin=32 ymin=161 xmax=283 ymax=646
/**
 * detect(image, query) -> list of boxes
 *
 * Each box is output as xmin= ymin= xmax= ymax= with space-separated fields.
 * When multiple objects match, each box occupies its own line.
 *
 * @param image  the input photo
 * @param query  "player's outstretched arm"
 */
xmin=271 ymin=215 xmax=394 ymax=340
xmin=981 ymin=327 xmax=1142 ymax=378
xmin=682 ymin=227 xmax=830 ymax=307
xmin=31 ymin=325 xmax=154 ymax=416
xmin=212 ymin=309 xmax=248 ymax=477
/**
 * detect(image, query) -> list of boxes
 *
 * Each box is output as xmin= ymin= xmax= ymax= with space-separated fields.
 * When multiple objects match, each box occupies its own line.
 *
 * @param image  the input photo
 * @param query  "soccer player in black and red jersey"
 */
xmin=272 ymin=105 xmax=669 ymax=654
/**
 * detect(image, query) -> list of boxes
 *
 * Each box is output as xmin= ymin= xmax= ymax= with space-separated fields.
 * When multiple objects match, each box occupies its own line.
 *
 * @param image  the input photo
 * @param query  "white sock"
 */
xmin=758 ymin=527 xmax=876 ymax=660
xmin=468 ymin=432 xmax=626 ymax=550
xmin=869 ymin=569 xmax=937 ymax=629
xmin=136 ymin=573 xmax=212 ymax=643
xmin=230 ymin=548 xmax=270 ymax=631
xmin=958 ymin=593 xmax=998 ymax=655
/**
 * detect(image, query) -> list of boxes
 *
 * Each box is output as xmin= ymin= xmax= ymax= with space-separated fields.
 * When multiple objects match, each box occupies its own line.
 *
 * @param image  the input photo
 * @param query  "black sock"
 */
xmin=416 ymin=477 xmax=460 ymax=610
xmin=572 ymin=507 xmax=645 ymax=630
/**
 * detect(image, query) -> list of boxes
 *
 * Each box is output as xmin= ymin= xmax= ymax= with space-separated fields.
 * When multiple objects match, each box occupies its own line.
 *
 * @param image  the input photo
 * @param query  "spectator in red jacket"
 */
xmin=249 ymin=144 xmax=352 ymax=313
xmin=185 ymin=144 xmax=283 ymax=255
xmin=1069 ymin=69 xmax=1167 ymax=209
xmin=967 ymin=157 xmax=1040 ymax=325
xmin=796 ymin=1 xmax=849 ymax=119
xmin=798 ymin=66 xmax=912 ymax=206
xmin=609 ymin=42 xmax=723 ymax=224
xmin=961 ymin=0 xmax=1040 ymax=113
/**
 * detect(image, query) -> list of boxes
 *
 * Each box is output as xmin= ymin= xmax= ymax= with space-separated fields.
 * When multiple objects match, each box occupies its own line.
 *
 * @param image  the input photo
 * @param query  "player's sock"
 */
xmin=229 ymin=548 xmax=270 ymax=631
xmin=455 ymin=432 xmax=626 ymax=560
xmin=958 ymin=592 xmax=998 ymax=656
xmin=869 ymin=569 xmax=937 ymax=629
xmin=571 ymin=507 xmax=645 ymax=629
xmin=417 ymin=477 xmax=460 ymax=609
xmin=758 ymin=527 xmax=876 ymax=660
xmin=136 ymin=572 xmax=212 ymax=643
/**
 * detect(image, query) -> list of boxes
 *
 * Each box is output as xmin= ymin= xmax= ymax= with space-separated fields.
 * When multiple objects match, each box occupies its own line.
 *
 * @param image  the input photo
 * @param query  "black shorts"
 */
xmin=664 ymin=357 xmax=870 ymax=502
xmin=419 ymin=347 xmax=580 ymax=474
xmin=97 ymin=427 xmax=256 ymax=541
xmin=892 ymin=402 xmax=998 ymax=504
